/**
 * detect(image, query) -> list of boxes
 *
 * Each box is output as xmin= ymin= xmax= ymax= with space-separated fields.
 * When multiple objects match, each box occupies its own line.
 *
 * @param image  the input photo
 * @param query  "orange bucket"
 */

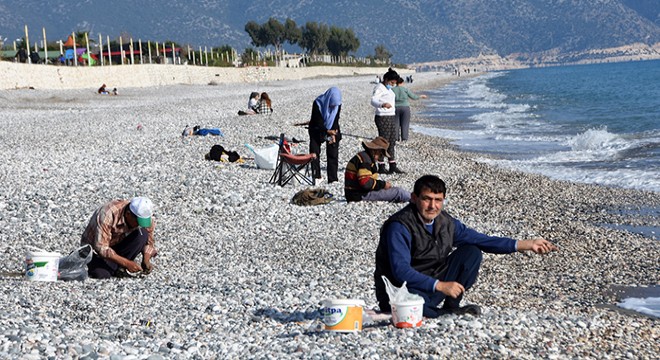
xmin=320 ymin=299 xmax=365 ymax=332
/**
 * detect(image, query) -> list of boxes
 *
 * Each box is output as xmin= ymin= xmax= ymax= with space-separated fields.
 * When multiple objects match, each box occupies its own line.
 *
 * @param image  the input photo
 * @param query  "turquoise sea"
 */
xmin=415 ymin=60 xmax=660 ymax=317
xmin=415 ymin=60 xmax=659 ymax=240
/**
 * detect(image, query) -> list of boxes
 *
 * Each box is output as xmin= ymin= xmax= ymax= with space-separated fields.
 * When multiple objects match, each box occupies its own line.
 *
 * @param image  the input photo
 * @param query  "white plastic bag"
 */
xmin=382 ymin=275 xmax=424 ymax=303
xmin=245 ymin=144 xmax=279 ymax=170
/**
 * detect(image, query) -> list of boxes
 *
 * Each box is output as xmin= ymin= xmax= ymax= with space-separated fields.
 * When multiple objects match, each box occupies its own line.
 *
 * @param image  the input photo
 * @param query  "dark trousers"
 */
xmin=309 ymin=129 xmax=340 ymax=182
xmin=408 ymin=245 xmax=483 ymax=318
xmin=87 ymin=229 xmax=148 ymax=279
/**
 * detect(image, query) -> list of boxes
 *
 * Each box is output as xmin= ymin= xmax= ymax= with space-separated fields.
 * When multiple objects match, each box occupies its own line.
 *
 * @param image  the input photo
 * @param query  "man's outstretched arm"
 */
xmin=516 ymin=238 xmax=559 ymax=254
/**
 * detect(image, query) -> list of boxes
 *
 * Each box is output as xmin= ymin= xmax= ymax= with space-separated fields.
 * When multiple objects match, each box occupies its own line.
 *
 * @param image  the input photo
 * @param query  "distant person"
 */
xmin=29 ymin=51 xmax=40 ymax=64
xmin=308 ymin=87 xmax=342 ymax=183
xmin=112 ymin=88 xmax=118 ymax=96
xmin=248 ymin=92 xmax=260 ymax=112
xmin=238 ymin=92 xmax=260 ymax=116
xmin=370 ymin=68 xmax=404 ymax=174
xmin=392 ymin=76 xmax=427 ymax=141
xmin=15 ymin=48 xmax=28 ymax=63
xmin=81 ymin=197 xmax=158 ymax=279
xmin=98 ymin=84 xmax=109 ymax=95
xmin=256 ymin=92 xmax=273 ymax=114
xmin=344 ymin=136 xmax=410 ymax=203
xmin=374 ymin=175 xmax=558 ymax=317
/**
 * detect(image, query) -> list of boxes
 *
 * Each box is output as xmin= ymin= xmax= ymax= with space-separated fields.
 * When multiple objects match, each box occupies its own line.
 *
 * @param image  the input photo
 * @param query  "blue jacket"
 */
xmin=374 ymin=204 xmax=517 ymax=310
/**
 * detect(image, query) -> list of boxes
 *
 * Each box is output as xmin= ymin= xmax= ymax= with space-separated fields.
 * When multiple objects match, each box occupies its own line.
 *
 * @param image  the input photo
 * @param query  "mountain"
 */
xmin=0 ymin=0 xmax=658 ymax=64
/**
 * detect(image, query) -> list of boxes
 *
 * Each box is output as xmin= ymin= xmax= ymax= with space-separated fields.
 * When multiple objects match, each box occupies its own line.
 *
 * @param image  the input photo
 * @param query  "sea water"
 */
xmin=415 ymin=60 xmax=659 ymax=240
xmin=415 ymin=60 xmax=660 ymax=318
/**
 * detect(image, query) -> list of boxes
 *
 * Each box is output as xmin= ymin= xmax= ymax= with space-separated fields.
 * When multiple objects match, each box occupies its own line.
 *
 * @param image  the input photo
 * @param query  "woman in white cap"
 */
xmin=81 ymin=197 xmax=157 ymax=279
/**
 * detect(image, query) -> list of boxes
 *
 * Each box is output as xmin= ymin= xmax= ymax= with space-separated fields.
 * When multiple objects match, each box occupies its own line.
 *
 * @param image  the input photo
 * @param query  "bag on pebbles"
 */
xmin=291 ymin=188 xmax=334 ymax=206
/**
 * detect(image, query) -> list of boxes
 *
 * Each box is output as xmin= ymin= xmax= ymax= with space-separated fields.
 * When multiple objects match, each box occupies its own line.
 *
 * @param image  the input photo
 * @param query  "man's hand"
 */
xmin=435 ymin=281 xmax=465 ymax=298
xmin=141 ymin=260 xmax=153 ymax=274
xmin=518 ymin=238 xmax=559 ymax=254
xmin=125 ymin=261 xmax=143 ymax=273
xmin=108 ymin=253 xmax=143 ymax=273
xmin=382 ymin=103 xmax=392 ymax=109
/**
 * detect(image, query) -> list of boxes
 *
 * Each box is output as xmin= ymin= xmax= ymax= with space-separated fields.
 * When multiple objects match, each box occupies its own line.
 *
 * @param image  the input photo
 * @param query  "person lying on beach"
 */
xmin=81 ymin=197 xmax=157 ymax=279
xmin=256 ymin=92 xmax=273 ymax=114
xmin=374 ymin=175 xmax=558 ymax=317
xmin=344 ymin=136 xmax=411 ymax=203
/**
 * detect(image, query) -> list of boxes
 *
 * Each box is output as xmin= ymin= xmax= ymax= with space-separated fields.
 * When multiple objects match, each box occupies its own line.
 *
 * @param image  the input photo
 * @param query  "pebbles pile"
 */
xmin=0 ymin=72 xmax=657 ymax=359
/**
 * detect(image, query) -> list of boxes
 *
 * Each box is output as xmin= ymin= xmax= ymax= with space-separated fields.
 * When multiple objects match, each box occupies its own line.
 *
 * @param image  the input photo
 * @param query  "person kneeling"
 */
xmin=81 ymin=197 xmax=158 ymax=279
xmin=374 ymin=175 xmax=558 ymax=317
xmin=344 ymin=136 xmax=410 ymax=203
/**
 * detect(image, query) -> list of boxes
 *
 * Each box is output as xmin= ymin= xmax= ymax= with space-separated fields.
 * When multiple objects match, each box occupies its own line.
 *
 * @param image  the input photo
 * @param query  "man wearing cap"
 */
xmin=344 ymin=136 xmax=410 ymax=203
xmin=374 ymin=175 xmax=558 ymax=317
xmin=81 ymin=197 xmax=157 ymax=279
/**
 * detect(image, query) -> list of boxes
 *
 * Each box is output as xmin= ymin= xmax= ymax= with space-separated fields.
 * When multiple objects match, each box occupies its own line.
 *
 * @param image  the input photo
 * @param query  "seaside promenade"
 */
xmin=0 ymin=61 xmax=402 ymax=90
xmin=0 ymin=66 xmax=657 ymax=358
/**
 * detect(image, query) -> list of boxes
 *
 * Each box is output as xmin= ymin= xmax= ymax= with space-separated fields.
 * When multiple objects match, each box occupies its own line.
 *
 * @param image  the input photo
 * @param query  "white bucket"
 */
xmin=320 ymin=299 xmax=365 ymax=332
xmin=25 ymin=251 xmax=61 ymax=282
xmin=391 ymin=298 xmax=424 ymax=328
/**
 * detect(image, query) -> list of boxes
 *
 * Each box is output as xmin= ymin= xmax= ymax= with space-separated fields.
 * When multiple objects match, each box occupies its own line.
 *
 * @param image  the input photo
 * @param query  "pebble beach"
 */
xmin=0 ymin=66 xmax=658 ymax=359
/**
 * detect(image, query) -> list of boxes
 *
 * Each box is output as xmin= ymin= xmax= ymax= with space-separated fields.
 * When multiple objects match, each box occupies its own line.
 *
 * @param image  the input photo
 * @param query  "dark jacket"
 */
xmin=374 ymin=204 xmax=517 ymax=311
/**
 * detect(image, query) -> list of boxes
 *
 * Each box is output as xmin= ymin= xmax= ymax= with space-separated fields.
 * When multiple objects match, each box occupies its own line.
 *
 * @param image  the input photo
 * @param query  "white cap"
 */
xmin=129 ymin=197 xmax=153 ymax=227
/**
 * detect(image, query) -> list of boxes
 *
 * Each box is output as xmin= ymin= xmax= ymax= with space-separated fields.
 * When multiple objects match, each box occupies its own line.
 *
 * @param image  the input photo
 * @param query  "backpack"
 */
xmin=291 ymin=188 xmax=334 ymax=206
xmin=208 ymin=145 xmax=225 ymax=161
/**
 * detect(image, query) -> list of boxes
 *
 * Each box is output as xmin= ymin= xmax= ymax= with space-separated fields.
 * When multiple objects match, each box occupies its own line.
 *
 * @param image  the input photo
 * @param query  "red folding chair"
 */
xmin=269 ymin=133 xmax=317 ymax=186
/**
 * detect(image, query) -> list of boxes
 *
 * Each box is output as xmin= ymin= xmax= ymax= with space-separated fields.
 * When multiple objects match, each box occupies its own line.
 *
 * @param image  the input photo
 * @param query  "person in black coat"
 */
xmin=308 ymin=87 xmax=342 ymax=183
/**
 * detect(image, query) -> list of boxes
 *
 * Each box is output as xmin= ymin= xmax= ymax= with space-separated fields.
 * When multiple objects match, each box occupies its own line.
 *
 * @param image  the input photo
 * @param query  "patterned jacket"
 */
xmin=344 ymin=151 xmax=386 ymax=202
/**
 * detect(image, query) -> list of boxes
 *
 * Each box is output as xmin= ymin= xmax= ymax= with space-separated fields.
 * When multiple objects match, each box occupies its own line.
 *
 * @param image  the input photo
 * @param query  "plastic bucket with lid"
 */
xmin=320 ymin=299 xmax=365 ymax=332
xmin=25 ymin=251 xmax=61 ymax=282
xmin=391 ymin=298 xmax=424 ymax=328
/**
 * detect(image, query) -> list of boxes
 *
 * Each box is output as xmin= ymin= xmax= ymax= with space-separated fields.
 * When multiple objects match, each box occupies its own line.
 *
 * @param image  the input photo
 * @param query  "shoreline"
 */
xmin=0 ymin=72 xmax=658 ymax=357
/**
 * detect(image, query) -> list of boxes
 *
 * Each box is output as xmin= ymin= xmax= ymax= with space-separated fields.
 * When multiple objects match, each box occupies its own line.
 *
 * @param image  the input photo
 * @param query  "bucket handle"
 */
xmin=26 ymin=245 xmax=52 ymax=253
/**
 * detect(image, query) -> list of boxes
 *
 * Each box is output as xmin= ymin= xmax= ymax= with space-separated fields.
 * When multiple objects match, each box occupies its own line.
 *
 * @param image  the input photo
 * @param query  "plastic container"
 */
xmin=391 ymin=298 xmax=424 ymax=328
xmin=320 ymin=299 xmax=366 ymax=332
xmin=25 ymin=251 xmax=61 ymax=282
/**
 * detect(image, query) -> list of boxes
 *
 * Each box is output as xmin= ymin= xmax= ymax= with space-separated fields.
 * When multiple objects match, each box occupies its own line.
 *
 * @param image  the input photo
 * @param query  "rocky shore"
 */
xmin=0 ymin=71 xmax=657 ymax=359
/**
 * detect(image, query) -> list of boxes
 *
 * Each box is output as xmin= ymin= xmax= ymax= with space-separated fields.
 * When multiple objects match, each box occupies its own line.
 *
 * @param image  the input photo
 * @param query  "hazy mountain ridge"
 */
xmin=0 ymin=0 xmax=658 ymax=64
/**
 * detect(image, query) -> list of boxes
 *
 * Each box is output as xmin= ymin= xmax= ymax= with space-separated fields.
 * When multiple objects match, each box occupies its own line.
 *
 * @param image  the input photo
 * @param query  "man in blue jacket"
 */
xmin=374 ymin=175 xmax=558 ymax=317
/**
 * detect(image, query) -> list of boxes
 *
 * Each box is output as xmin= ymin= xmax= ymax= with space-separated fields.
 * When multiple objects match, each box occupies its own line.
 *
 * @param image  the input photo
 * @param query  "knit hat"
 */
xmin=129 ymin=197 xmax=153 ymax=228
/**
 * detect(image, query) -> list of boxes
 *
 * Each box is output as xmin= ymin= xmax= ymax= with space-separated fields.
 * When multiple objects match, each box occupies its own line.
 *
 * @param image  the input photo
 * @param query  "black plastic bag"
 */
xmin=58 ymin=244 xmax=92 ymax=281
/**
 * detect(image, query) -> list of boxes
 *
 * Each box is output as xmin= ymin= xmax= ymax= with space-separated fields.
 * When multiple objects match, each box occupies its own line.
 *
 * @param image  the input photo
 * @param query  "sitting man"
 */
xmin=81 ymin=197 xmax=157 ymax=279
xmin=374 ymin=175 xmax=558 ymax=317
xmin=344 ymin=136 xmax=410 ymax=203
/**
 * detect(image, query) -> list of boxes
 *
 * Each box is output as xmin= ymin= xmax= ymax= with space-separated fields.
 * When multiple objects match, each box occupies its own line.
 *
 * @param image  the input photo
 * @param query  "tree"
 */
xmin=241 ymin=47 xmax=259 ymax=66
xmin=327 ymin=27 xmax=360 ymax=57
xmin=284 ymin=18 xmax=302 ymax=46
xmin=300 ymin=22 xmax=329 ymax=55
xmin=374 ymin=44 xmax=392 ymax=62
xmin=262 ymin=17 xmax=286 ymax=54
xmin=245 ymin=21 xmax=265 ymax=48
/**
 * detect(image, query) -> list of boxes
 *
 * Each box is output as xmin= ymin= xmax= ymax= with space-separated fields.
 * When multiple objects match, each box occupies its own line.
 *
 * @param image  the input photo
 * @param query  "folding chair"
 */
xmin=269 ymin=133 xmax=317 ymax=187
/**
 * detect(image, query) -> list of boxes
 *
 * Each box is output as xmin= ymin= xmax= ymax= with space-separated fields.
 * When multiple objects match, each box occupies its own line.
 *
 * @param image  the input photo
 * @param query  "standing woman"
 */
xmin=370 ymin=68 xmax=404 ymax=174
xmin=309 ymin=87 xmax=342 ymax=183
xmin=393 ymin=76 xmax=427 ymax=141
